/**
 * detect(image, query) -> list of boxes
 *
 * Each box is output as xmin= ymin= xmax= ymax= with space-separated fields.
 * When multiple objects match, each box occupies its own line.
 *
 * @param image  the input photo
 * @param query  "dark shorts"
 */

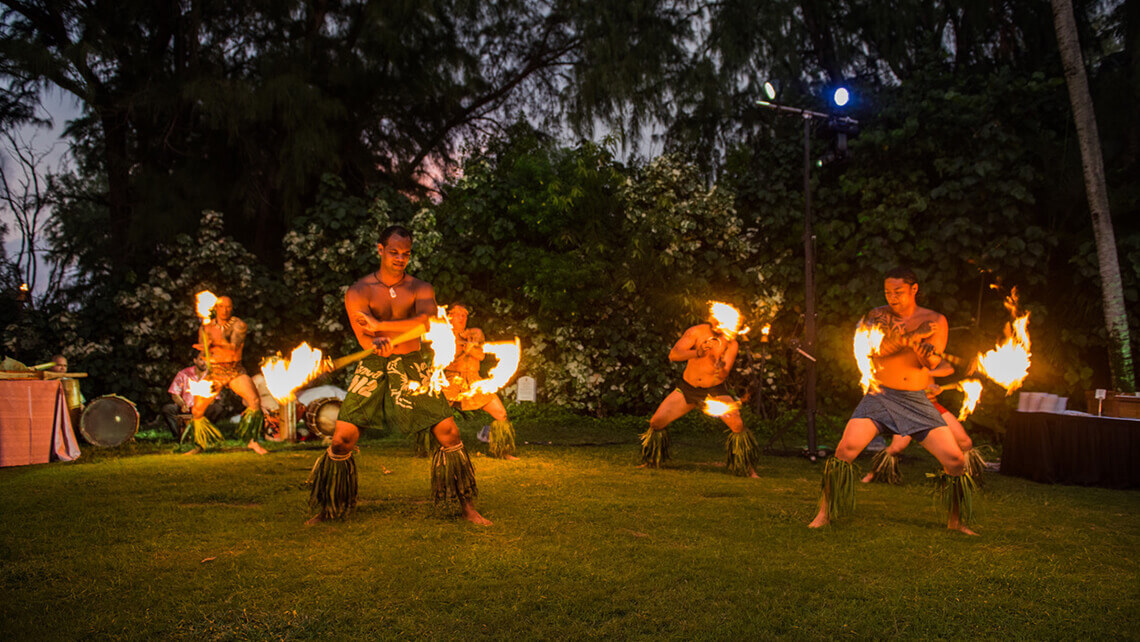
xmin=207 ymin=362 xmax=247 ymax=388
xmin=852 ymin=387 xmax=947 ymax=442
xmin=675 ymin=379 xmax=732 ymax=406
xmin=337 ymin=350 xmax=454 ymax=435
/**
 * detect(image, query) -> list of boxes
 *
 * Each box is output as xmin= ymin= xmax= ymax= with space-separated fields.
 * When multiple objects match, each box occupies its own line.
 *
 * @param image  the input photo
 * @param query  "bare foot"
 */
xmin=948 ymin=522 xmax=979 ymax=536
xmin=808 ymin=509 xmax=830 ymax=529
xmin=304 ymin=513 xmax=325 ymax=526
xmin=461 ymin=503 xmax=492 ymax=526
xmin=247 ymin=440 xmax=268 ymax=455
xmin=635 ymin=462 xmax=656 ymax=469
xmin=861 ymin=472 xmax=874 ymax=483
xmin=747 ymin=468 xmax=760 ymax=479
xmin=503 ymin=454 xmax=520 ymax=461
xmin=181 ymin=447 xmax=202 ymax=456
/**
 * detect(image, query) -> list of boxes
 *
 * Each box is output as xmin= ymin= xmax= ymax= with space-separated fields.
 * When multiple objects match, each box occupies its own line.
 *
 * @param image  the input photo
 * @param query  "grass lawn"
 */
xmin=1 ymin=408 xmax=1137 ymax=640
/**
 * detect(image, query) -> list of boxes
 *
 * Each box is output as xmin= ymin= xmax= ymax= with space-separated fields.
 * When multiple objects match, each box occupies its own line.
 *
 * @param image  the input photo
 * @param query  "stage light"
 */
xmin=763 ymin=81 xmax=777 ymax=101
xmin=833 ymin=87 xmax=850 ymax=107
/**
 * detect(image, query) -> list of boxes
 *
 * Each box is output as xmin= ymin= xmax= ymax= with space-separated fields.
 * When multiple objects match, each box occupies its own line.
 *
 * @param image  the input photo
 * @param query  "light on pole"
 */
xmin=756 ymin=90 xmax=859 ymax=459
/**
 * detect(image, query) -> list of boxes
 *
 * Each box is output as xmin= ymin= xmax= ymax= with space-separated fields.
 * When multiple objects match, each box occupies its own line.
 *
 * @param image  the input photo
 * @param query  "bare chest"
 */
xmin=366 ymin=284 xmax=417 ymax=321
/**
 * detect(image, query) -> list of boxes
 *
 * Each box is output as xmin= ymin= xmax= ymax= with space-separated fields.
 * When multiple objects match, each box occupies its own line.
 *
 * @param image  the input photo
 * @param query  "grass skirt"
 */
xmin=931 ymin=472 xmax=978 ymax=524
xmin=489 ymin=419 xmax=516 ymax=458
xmin=182 ymin=417 xmax=224 ymax=451
xmin=724 ymin=429 xmax=759 ymax=476
xmin=963 ymin=448 xmax=987 ymax=480
xmin=821 ymin=457 xmax=858 ymax=519
xmin=869 ymin=450 xmax=903 ymax=485
xmin=308 ymin=447 xmax=358 ymax=520
xmin=413 ymin=428 xmax=435 ymax=458
xmin=640 ymin=427 xmax=670 ymax=467
xmin=431 ymin=443 xmax=478 ymax=503
xmin=235 ymin=408 xmax=265 ymax=442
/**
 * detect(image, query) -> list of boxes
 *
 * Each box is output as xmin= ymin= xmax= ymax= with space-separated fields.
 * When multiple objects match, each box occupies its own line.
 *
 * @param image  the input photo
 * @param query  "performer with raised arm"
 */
xmin=809 ymin=267 xmax=977 ymax=534
xmin=185 ymin=296 xmax=267 ymax=455
xmin=306 ymin=225 xmax=491 ymax=526
xmin=442 ymin=303 xmax=519 ymax=460
xmin=639 ymin=304 xmax=760 ymax=477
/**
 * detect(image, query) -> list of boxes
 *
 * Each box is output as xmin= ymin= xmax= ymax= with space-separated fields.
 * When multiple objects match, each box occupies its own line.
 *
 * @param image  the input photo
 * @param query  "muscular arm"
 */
xmin=865 ymin=309 xmax=946 ymax=369
xmin=668 ymin=326 xmax=704 ymax=362
xmin=345 ymin=285 xmax=431 ymax=350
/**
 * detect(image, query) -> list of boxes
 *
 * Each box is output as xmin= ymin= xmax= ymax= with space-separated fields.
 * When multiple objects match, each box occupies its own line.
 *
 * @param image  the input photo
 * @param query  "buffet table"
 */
xmin=1002 ymin=411 xmax=1140 ymax=488
xmin=0 ymin=380 xmax=81 ymax=467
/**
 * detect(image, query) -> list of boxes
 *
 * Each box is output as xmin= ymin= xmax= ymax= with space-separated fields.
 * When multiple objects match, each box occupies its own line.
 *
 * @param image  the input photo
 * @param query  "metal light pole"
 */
xmin=757 ymin=99 xmax=858 ymax=458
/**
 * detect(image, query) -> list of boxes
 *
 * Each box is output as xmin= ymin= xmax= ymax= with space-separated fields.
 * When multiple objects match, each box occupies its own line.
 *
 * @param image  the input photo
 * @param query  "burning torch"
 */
xmin=195 ymin=290 xmax=218 ymax=366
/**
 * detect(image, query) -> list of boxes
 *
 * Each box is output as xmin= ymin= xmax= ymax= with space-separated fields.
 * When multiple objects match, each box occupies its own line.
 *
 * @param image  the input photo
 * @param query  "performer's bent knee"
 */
xmin=943 ymin=454 xmax=966 ymax=476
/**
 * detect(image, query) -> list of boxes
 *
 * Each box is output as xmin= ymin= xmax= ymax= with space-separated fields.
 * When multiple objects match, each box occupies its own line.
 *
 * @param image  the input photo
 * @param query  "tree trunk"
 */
xmin=1051 ymin=0 xmax=1136 ymax=392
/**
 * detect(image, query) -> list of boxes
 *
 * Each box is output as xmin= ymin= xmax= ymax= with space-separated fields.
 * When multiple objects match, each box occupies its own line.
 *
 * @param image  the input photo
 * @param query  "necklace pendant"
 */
xmin=389 ymin=287 xmax=397 ymax=298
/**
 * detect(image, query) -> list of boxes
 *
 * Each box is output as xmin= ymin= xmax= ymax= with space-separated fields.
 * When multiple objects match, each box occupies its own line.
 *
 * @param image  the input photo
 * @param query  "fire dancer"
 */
xmin=306 ymin=225 xmax=491 ymax=526
xmin=809 ymin=268 xmax=976 ymax=534
xmin=184 ymin=296 xmax=267 ymax=455
xmin=639 ymin=305 xmax=760 ymax=477
xmin=440 ymin=304 xmax=519 ymax=460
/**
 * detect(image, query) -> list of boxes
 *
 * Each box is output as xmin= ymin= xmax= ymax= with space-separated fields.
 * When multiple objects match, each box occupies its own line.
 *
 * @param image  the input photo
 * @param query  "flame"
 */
xmin=703 ymin=398 xmax=739 ymax=417
xmin=709 ymin=301 xmax=749 ymax=340
xmin=760 ymin=324 xmax=771 ymax=341
xmin=975 ymin=290 xmax=1031 ymax=394
xmin=957 ymin=379 xmax=984 ymax=421
xmin=188 ymin=379 xmax=215 ymax=398
xmin=260 ymin=342 xmax=326 ymax=400
xmin=853 ymin=322 xmax=886 ymax=394
xmin=458 ymin=339 xmax=522 ymax=399
xmin=422 ymin=314 xmax=458 ymax=393
xmin=196 ymin=291 xmax=218 ymax=324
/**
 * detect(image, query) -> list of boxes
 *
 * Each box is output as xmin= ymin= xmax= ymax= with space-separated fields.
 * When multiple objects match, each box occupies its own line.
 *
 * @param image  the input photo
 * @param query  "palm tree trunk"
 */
xmin=1051 ymin=0 xmax=1136 ymax=392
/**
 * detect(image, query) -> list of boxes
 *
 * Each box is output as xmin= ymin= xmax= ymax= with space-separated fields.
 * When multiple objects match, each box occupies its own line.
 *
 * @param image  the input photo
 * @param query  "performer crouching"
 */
xmin=639 ymin=307 xmax=760 ymax=477
xmin=185 ymin=296 xmax=267 ymax=455
xmin=442 ymin=304 xmax=519 ymax=460
xmin=809 ymin=268 xmax=977 ymax=534
xmin=306 ymin=225 xmax=491 ymax=526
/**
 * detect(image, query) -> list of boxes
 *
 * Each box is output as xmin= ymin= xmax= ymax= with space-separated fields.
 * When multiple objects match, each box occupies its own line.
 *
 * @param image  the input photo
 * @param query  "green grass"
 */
xmin=1 ymin=411 xmax=1138 ymax=640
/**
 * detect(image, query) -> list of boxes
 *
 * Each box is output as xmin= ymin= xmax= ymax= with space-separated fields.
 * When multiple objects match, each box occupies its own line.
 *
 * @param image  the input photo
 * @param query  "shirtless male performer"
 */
xmin=639 ymin=305 xmax=760 ymax=477
xmin=809 ymin=268 xmax=977 ymax=534
xmin=185 ymin=296 xmax=267 ymax=455
xmin=441 ymin=304 xmax=519 ymax=460
xmin=306 ymin=225 xmax=491 ymax=526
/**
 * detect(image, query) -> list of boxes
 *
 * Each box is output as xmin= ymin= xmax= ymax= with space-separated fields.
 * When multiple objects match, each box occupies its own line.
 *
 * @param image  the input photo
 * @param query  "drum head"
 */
xmin=79 ymin=395 xmax=139 ymax=447
xmin=304 ymin=397 xmax=341 ymax=437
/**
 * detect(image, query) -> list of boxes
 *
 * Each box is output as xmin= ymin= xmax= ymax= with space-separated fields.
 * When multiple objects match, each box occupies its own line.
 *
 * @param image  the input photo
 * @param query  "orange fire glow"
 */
xmin=703 ymin=398 xmax=739 ymax=417
xmin=422 ymin=313 xmax=458 ymax=393
xmin=709 ymin=301 xmax=749 ymax=340
xmin=957 ymin=379 xmax=984 ymax=421
xmin=975 ymin=291 xmax=1031 ymax=394
xmin=853 ymin=322 xmax=886 ymax=394
xmin=195 ymin=291 xmax=218 ymax=324
xmin=260 ymin=342 xmax=326 ymax=401
xmin=188 ymin=379 xmax=215 ymax=399
xmin=458 ymin=338 xmax=522 ymax=399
